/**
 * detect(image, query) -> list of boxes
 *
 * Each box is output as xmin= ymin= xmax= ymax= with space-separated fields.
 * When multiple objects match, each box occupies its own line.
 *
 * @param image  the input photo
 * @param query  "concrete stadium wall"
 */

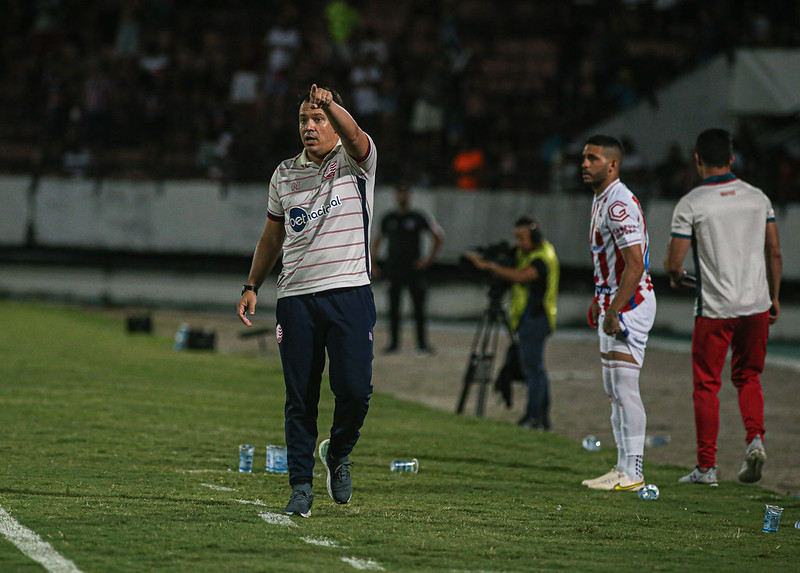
xmin=0 ymin=175 xmax=32 ymax=245
xmin=28 ymin=178 xmax=265 ymax=255
xmin=1 ymin=175 xmax=798 ymax=280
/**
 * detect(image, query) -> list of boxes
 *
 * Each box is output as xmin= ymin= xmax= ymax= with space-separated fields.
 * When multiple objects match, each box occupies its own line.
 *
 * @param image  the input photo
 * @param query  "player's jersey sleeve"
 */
xmin=344 ymin=133 xmax=377 ymax=179
xmin=607 ymin=195 xmax=643 ymax=249
xmin=670 ymin=195 xmax=694 ymax=238
xmin=765 ymin=195 xmax=776 ymax=222
xmin=267 ymin=167 xmax=284 ymax=221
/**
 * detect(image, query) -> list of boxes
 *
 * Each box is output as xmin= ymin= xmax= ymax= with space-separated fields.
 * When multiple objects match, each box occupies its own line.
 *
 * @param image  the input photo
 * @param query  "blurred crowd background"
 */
xmin=2 ymin=0 xmax=800 ymax=202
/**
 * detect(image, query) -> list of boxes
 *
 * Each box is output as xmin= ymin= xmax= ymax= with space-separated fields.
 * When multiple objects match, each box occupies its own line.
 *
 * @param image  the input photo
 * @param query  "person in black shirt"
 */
xmin=372 ymin=185 xmax=444 ymax=353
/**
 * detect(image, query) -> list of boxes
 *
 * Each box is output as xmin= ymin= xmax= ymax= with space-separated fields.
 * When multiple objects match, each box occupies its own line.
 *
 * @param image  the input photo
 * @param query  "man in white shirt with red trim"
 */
xmin=238 ymin=84 xmax=377 ymax=518
xmin=581 ymin=135 xmax=656 ymax=492
xmin=665 ymin=128 xmax=782 ymax=487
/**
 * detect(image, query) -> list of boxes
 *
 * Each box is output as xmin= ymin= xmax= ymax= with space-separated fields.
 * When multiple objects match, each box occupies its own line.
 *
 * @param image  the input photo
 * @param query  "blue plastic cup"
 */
xmin=763 ymin=504 xmax=783 ymax=533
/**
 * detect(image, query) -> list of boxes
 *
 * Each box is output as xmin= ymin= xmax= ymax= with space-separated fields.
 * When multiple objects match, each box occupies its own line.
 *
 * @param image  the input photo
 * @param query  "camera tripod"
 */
xmin=456 ymin=292 xmax=515 ymax=417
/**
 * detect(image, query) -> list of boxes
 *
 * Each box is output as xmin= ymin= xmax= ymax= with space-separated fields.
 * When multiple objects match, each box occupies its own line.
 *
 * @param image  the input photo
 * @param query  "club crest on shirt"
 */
xmin=608 ymin=201 xmax=630 ymax=222
xmin=323 ymin=160 xmax=338 ymax=180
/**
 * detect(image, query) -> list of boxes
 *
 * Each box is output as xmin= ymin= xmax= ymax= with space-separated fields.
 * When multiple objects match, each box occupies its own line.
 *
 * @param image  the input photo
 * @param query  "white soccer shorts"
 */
xmin=598 ymin=293 xmax=657 ymax=365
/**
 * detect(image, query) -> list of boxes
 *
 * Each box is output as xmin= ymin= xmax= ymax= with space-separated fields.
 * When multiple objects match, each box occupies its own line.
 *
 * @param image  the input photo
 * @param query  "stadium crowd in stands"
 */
xmin=1 ymin=0 xmax=799 ymax=201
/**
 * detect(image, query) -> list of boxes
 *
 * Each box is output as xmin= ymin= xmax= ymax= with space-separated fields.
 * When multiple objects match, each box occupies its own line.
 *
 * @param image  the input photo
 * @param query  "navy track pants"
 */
xmin=275 ymin=285 xmax=375 ymax=487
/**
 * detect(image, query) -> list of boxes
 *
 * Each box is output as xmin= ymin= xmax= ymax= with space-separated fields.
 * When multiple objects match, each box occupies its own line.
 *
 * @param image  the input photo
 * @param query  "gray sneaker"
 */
xmin=319 ymin=439 xmax=352 ymax=504
xmin=678 ymin=466 xmax=719 ymax=486
xmin=738 ymin=435 xmax=766 ymax=483
xmin=284 ymin=489 xmax=314 ymax=518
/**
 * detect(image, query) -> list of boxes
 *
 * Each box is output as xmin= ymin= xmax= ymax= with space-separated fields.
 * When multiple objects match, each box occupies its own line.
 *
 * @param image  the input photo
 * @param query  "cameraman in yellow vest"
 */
xmin=465 ymin=216 xmax=559 ymax=429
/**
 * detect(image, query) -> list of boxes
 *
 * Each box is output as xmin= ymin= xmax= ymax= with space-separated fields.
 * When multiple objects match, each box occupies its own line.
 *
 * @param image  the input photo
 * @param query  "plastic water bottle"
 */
xmin=638 ymin=484 xmax=659 ymax=500
xmin=266 ymin=445 xmax=288 ymax=473
xmin=174 ymin=324 xmax=189 ymax=351
xmin=763 ymin=504 xmax=783 ymax=532
xmin=645 ymin=435 xmax=671 ymax=447
xmin=390 ymin=458 xmax=419 ymax=473
xmin=238 ymin=444 xmax=254 ymax=473
xmin=582 ymin=436 xmax=601 ymax=451
xmin=615 ymin=319 xmax=629 ymax=342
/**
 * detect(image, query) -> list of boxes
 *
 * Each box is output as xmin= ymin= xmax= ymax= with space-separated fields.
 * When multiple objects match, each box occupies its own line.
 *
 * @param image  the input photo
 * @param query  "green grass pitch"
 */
xmin=0 ymin=300 xmax=797 ymax=572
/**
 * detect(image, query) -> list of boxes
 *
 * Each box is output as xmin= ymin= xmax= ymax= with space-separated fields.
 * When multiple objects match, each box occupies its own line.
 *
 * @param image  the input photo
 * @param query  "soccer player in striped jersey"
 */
xmin=580 ymin=135 xmax=657 ymax=492
xmin=238 ymin=84 xmax=377 ymax=517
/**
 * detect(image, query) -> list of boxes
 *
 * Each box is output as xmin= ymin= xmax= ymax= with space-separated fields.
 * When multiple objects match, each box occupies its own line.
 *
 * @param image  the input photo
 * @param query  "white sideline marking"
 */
xmin=302 ymin=535 xmax=339 ymax=547
xmin=341 ymin=556 xmax=384 ymax=570
xmin=258 ymin=512 xmax=297 ymax=527
xmin=253 ymin=507 xmax=382 ymax=569
xmin=235 ymin=499 xmax=267 ymax=507
xmin=0 ymin=505 xmax=82 ymax=573
xmin=200 ymin=483 xmax=237 ymax=492
xmin=176 ymin=469 xmax=228 ymax=474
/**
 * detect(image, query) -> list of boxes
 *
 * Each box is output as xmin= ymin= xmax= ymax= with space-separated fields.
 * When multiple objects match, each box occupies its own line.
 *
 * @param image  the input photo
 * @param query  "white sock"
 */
xmin=624 ymin=454 xmax=643 ymax=480
xmin=602 ymin=359 xmax=626 ymax=470
xmin=606 ymin=359 xmax=646 ymax=457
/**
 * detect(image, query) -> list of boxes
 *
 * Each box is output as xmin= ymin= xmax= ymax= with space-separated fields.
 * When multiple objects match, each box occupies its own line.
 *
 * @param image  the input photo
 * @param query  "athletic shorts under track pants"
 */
xmin=276 ymin=285 xmax=376 ymax=487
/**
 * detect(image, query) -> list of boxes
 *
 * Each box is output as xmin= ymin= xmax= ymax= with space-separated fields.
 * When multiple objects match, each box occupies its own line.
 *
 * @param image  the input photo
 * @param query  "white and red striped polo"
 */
xmin=590 ymin=178 xmax=654 ymax=313
xmin=267 ymin=135 xmax=377 ymax=297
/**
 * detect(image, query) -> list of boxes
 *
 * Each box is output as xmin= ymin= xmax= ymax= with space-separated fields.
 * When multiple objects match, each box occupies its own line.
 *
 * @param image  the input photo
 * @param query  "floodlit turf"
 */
xmin=0 ymin=300 xmax=798 ymax=572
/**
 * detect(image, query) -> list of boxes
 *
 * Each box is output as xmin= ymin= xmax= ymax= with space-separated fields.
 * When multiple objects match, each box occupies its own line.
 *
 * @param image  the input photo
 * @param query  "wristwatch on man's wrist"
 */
xmin=242 ymin=284 xmax=258 ymax=295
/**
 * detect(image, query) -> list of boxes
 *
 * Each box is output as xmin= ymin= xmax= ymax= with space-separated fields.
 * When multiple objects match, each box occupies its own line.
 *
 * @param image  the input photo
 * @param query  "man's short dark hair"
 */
xmin=515 ymin=215 xmax=542 ymax=244
xmin=515 ymin=215 xmax=535 ymax=228
xmin=297 ymin=87 xmax=344 ymax=108
xmin=585 ymin=134 xmax=626 ymax=158
xmin=695 ymin=128 xmax=733 ymax=168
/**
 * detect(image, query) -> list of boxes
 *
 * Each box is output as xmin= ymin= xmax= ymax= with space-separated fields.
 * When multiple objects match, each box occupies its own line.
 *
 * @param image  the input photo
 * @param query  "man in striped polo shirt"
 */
xmin=580 ymin=135 xmax=657 ymax=492
xmin=237 ymin=84 xmax=377 ymax=517
xmin=666 ymin=128 xmax=782 ymax=486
